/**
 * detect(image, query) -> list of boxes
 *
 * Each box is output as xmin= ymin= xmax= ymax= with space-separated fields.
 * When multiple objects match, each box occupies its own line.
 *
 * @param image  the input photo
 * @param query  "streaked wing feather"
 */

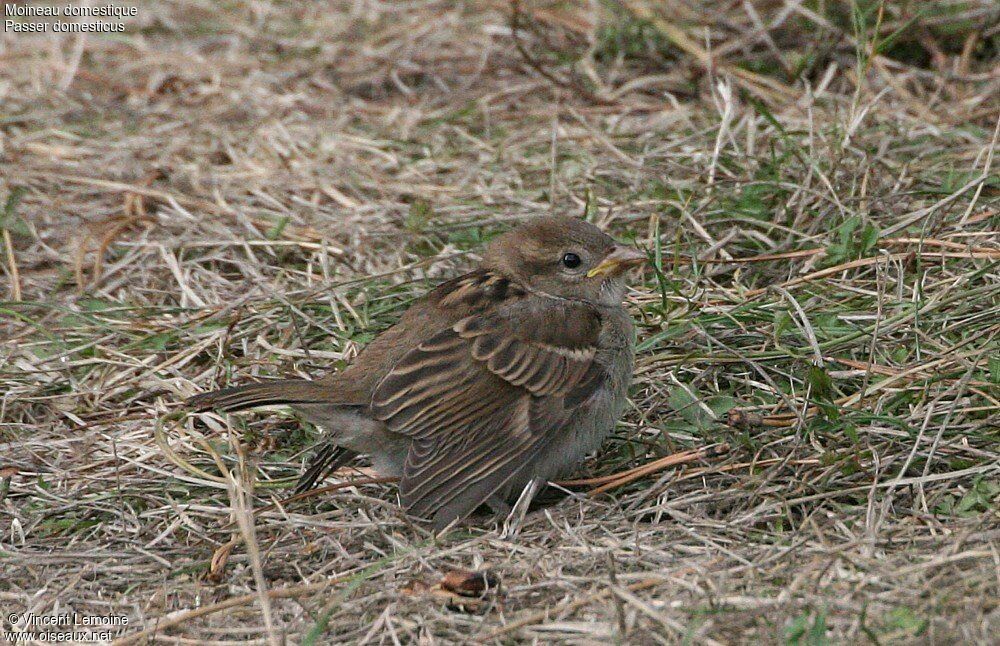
xmin=371 ymin=292 xmax=602 ymax=527
xmin=294 ymin=444 xmax=358 ymax=494
xmin=458 ymin=313 xmax=597 ymax=397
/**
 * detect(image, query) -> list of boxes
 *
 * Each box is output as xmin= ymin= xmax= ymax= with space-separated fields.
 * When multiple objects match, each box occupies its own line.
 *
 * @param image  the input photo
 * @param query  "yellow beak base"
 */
xmin=586 ymin=246 xmax=646 ymax=278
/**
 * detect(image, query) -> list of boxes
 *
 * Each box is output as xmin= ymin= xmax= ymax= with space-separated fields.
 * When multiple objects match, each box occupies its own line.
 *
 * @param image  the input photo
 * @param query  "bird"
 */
xmin=188 ymin=215 xmax=646 ymax=529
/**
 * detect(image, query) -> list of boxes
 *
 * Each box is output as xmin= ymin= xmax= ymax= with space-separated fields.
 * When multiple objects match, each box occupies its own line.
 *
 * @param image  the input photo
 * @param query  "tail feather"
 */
xmin=187 ymin=379 xmax=334 ymax=412
xmin=189 ymin=379 xmax=365 ymax=496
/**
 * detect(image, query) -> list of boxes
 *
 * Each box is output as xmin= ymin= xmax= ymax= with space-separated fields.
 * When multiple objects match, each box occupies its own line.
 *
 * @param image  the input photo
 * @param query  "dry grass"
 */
xmin=2 ymin=1 xmax=999 ymax=643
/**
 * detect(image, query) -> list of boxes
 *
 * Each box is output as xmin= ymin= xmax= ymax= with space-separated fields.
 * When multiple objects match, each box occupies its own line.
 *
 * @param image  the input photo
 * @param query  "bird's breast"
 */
xmin=535 ymin=311 xmax=636 ymax=480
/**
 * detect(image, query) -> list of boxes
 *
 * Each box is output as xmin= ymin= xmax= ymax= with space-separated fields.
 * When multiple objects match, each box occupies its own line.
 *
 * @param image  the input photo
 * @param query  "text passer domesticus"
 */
xmin=189 ymin=216 xmax=646 ymax=528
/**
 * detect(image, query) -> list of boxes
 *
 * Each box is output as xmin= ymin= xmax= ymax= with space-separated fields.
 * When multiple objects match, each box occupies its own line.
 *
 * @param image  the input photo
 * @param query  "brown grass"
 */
xmin=2 ymin=1 xmax=998 ymax=643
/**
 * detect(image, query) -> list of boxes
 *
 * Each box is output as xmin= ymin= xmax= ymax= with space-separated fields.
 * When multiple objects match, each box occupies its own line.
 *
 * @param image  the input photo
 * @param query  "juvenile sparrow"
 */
xmin=189 ymin=216 xmax=645 ymax=528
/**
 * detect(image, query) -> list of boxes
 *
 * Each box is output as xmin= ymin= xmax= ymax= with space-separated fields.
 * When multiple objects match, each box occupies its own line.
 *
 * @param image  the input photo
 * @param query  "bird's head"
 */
xmin=481 ymin=216 xmax=646 ymax=307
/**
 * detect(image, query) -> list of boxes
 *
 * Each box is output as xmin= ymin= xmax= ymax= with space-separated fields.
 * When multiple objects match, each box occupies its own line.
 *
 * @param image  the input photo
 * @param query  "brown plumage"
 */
xmin=188 ymin=216 xmax=645 ymax=528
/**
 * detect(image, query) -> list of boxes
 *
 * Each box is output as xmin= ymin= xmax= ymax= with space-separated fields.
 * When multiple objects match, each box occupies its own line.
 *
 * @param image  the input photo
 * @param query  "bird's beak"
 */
xmin=587 ymin=245 xmax=647 ymax=278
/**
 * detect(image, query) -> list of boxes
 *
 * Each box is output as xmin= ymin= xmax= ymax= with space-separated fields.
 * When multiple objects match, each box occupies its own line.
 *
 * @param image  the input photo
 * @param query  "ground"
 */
xmin=1 ymin=1 xmax=999 ymax=644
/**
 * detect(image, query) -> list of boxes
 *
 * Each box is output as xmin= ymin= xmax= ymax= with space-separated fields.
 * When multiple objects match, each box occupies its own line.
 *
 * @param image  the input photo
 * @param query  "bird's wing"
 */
xmin=371 ymin=296 xmax=604 ymax=527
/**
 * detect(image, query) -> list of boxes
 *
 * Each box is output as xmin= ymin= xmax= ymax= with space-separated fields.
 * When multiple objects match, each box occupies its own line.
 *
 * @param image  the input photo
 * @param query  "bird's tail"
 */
xmin=187 ymin=379 xmax=335 ymax=412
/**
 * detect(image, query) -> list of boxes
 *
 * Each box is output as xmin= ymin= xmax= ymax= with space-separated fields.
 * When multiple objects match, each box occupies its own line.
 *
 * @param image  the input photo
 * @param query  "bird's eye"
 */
xmin=561 ymin=252 xmax=582 ymax=269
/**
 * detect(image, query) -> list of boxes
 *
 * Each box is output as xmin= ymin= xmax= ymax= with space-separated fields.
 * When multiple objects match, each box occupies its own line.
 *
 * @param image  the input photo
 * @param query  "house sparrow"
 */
xmin=189 ymin=216 xmax=645 ymax=528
